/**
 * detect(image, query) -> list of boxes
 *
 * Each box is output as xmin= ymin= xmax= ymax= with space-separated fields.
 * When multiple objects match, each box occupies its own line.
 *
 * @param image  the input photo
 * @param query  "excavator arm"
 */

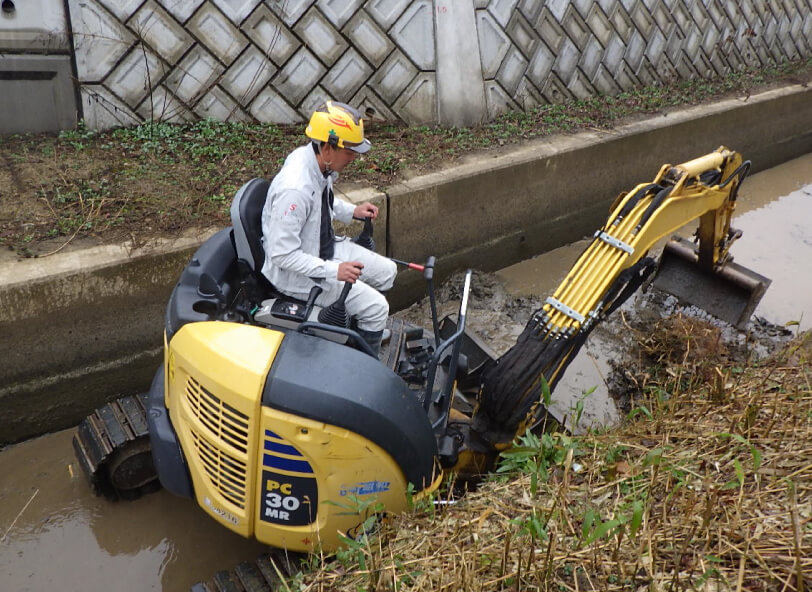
xmin=474 ymin=147 xmax=769 ymax=446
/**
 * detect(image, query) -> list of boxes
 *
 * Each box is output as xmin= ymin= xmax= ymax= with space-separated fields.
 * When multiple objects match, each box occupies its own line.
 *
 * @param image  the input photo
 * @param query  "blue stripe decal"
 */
xmin=264 ymin=429 xmax=281 ymax=439
xmin=263 ymin=453 xmax=314 ymax=474
xmin=263 ymin=439 xmax=302 ymax=456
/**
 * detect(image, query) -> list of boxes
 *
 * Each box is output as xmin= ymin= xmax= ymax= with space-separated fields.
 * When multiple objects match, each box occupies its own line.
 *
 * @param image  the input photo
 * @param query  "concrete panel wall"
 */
xmin=59 ymin=0 xmax=811 ymax=129
xmin=0 ymin=85 xmax=809 ymax=443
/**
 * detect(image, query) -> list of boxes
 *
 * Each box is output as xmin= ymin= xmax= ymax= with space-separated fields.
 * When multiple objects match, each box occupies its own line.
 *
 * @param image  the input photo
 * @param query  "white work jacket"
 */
xmin=260 ymin=144 xmax=356 ymax=295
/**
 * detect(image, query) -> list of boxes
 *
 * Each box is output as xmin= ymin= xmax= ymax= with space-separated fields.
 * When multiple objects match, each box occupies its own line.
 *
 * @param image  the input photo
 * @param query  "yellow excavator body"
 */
xmin=166 ymin=321 xmax=437 ymax=552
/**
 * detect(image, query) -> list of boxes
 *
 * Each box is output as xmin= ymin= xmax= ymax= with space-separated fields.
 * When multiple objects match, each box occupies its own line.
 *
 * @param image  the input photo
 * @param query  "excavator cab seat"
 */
xmin=230 ymin=178 xmax=276 ymax=304
xmin=230 ymin=178 xmax=324 ymax=329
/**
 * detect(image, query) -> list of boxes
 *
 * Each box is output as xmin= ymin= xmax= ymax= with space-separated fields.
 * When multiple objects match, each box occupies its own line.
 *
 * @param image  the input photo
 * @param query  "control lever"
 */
xmin=353 ymin=216 xmax=375 ymax=251
xmin=317 ymin=282 xmax=352 ymax=328
xmin=303 ymin=284 xmax=323 ymax=319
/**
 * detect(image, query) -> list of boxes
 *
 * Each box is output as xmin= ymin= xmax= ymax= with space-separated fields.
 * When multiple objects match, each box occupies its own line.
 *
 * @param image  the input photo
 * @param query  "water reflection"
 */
xmin=0 ymin=430 xmax=266 ymax=592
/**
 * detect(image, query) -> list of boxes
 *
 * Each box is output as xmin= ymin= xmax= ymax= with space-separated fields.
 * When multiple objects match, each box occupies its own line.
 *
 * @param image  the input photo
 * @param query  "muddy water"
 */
xmin=0 ymin=430 xmax=267 ymax=591
xmin=1 ymin=154 xmax=810 ymax=592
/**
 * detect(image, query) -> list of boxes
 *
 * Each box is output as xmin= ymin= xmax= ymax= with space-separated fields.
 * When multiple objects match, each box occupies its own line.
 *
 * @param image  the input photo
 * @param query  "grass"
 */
xmin=296 ymin=317 xmax=811 ymax=591
xmin=1 ymin=58 xmax=810 ymax=258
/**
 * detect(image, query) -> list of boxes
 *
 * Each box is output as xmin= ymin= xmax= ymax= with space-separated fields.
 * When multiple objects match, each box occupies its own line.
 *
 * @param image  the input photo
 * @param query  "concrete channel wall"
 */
xmin=1 ymin=84 xmax=810 ymax=444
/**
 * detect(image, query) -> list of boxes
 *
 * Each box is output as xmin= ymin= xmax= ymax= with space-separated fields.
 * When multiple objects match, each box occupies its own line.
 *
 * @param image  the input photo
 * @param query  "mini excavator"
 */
xmin=73 ymin=147 xmax=769 ymax=589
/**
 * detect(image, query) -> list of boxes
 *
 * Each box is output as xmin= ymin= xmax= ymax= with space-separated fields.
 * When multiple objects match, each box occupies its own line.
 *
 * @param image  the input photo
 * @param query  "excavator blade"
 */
xmin=652 ymin=236 xmax=771 ymax=329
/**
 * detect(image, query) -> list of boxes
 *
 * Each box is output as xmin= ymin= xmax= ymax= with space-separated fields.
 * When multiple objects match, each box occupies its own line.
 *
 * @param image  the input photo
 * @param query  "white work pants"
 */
xmin=284 ymin=239 xmax=396 ymax=332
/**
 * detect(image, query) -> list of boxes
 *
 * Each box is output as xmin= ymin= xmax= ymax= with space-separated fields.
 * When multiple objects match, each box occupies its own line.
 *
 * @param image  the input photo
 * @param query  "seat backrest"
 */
xmin=230 ymin=178 xmax=270 ymax=273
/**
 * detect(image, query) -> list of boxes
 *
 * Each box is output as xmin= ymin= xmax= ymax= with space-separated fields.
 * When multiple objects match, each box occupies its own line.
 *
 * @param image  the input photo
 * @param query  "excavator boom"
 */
xmin=475 ymin=147 xmax=770 ymax=444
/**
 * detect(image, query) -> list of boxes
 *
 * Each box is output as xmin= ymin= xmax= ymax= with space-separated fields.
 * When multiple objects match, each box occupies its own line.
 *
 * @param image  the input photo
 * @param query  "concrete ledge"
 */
xmin=1 ymin=84 xmax=810 ymax=443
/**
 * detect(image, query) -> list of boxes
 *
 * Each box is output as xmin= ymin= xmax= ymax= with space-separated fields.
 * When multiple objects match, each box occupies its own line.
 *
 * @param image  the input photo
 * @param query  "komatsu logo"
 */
xmin=340 ymin=481 xmax=390 ymax=496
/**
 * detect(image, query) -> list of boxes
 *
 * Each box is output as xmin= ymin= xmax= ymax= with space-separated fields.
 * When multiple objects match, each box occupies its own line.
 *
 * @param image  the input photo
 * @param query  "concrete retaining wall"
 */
xmin=1 ymin=84 xmax=810 ymax=444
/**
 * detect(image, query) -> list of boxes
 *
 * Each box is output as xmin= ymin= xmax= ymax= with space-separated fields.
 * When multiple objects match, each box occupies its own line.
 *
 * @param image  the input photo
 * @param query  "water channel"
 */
xmin=1 ymin=154 xmax=810 ymax=591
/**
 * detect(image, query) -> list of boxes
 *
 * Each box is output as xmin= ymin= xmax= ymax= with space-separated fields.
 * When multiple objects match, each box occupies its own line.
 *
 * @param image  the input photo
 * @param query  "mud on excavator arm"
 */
xmin=474 ymin=147 xmax=770 ymax=446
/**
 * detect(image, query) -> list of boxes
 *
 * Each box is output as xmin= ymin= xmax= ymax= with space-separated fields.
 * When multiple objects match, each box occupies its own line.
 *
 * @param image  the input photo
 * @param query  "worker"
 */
xmin=260 ymin=101 xmax=396 ymax=356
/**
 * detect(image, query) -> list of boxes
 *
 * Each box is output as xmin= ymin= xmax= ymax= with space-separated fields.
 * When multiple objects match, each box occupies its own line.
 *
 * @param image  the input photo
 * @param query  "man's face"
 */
xmin=325 ymin=144 xmax=359 ymax=172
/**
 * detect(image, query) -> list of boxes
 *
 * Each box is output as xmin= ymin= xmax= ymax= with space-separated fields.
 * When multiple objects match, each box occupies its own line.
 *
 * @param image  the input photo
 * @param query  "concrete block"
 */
xmin=369 ymin=49 xmax=417 ymax=104
xmin=567 ymin=67 xmax=596 ymax=100
xmin=242 ymin=5 xmax=300 ymax=66
xmin=221 ymin=45 xmax=277 ymax=104
xmin=644 ymin=28 xmax=666 ymax=63
xmin=194 ymin=85 xmax=250 ymax=121
xmin=561 ymin=4 xmax=590 ymax=49
xmin=393 ymin=72 xmax=436 ymax=124
xmin=579 ymin=35 xmax=602 ymax=79
xmin=487 ymin=0 xmax=519 ymax=28
xmin=97 ymin=0 xmax=143 ymax=21
xmin=344 ymin=9 xmax=395 ymax=68
xmin=187 ymin=2 xmax=249 ymax=64
xmin=166 ymin=45 xmax=224 ymax=104
xmin=702 ymin=23 xmax=721 ymax=56
xmin=624 ymin=29 xmax=645 ymax=71
xmin=665 ymin=28 xmax=683 ymax=63
xmin=300 ymin=87 xmax=331 ymax=118
xmin=318 ymin=0 xmax=365 ymax=29
xmin=136 ymin=85 xmax=194 ymax=122
xmin=159 ymin=0 xmax=205 ymax=24
xmin=540 ymin=71 xmax=573 ymax=104
xmin=484 ymin=80 xmax=520 ymax=119
xmin=608 ymin=4 xmax=634 ymax=42
xmin=105 ymin=47 xmax=165 ymax=108
xmin=476 ymin=10 xmax=511 ymax=79
xmin=268 ymin=0 xmax=310 ymax=26
xmin=68 ymin=0 xmax=135 ymax=82
xmin=591 ymin=63 xmax=622 ymax=95
xmin=536 ymin=8 xmax=566 ymax=53
xmin=683 ymin=26 xmax=701 ymax=61
xmin=211 ymin=0 xmax=258 ymax=24
xmin=80 ymin=85 xmax=142 ymax=130
xmin=391 ymin=1 xmax=435 ymax=70
xmin=128 ymin=0 xmax=194 ymax=64
xmin=517 ymin=0 xmax=543 ymax=24
xmin=553 ymin=37 xmax=580 ymax=82
xmin=496 ymin=46 xmax=528 ymax=96
xmin=294 ymin=7 xmax=348 ymax=67
xmin=526 ymin=41 xmax=555 ymax=88
xmin=273 ymin=47 xmax=327 ymax=105
xmin=249 ymin=85 xmax=301 ymax=123
xmin=0 ymin=0 xmax=70 ymax=53
xmin=586 ymin=3 xmax=613 ymax=47
xmin=323 ymin=48 xmax=374 ymax=100
xmin=603 ymin=34 xmax=626 ymax=74
xmin=629 ymin=3 xmax=654 ymax=40
xmin=514 ymin=76 xmax=543 ymax=110
xmin=649 ymin=1 xmax=671 ymax=32
xmin=545 ymin=0 xmax=569 ymax=22
xmin=505 ymin=9 xmax=539 ymax=58
xmin=349 ymin=86 xmax=398 ymax=121
xmin=365 ymin=0 xmax=411 ymax=31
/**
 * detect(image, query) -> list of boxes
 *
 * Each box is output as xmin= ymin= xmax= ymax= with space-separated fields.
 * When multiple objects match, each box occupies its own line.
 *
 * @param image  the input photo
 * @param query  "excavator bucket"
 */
xmin=652 ymin=236 xmax=771 ymax=329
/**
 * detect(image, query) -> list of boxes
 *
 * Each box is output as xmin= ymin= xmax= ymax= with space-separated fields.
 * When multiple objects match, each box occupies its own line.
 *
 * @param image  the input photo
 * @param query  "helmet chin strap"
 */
xmin=320 ymin=142 xmax=335 ymax=177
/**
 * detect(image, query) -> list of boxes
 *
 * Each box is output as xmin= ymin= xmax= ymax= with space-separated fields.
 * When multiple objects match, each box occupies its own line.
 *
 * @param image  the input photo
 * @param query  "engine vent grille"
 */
xmin=185 ymin=377 xmax=250 ymax=508
xmin=189 ymin=429 xmax=247 ymax=508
